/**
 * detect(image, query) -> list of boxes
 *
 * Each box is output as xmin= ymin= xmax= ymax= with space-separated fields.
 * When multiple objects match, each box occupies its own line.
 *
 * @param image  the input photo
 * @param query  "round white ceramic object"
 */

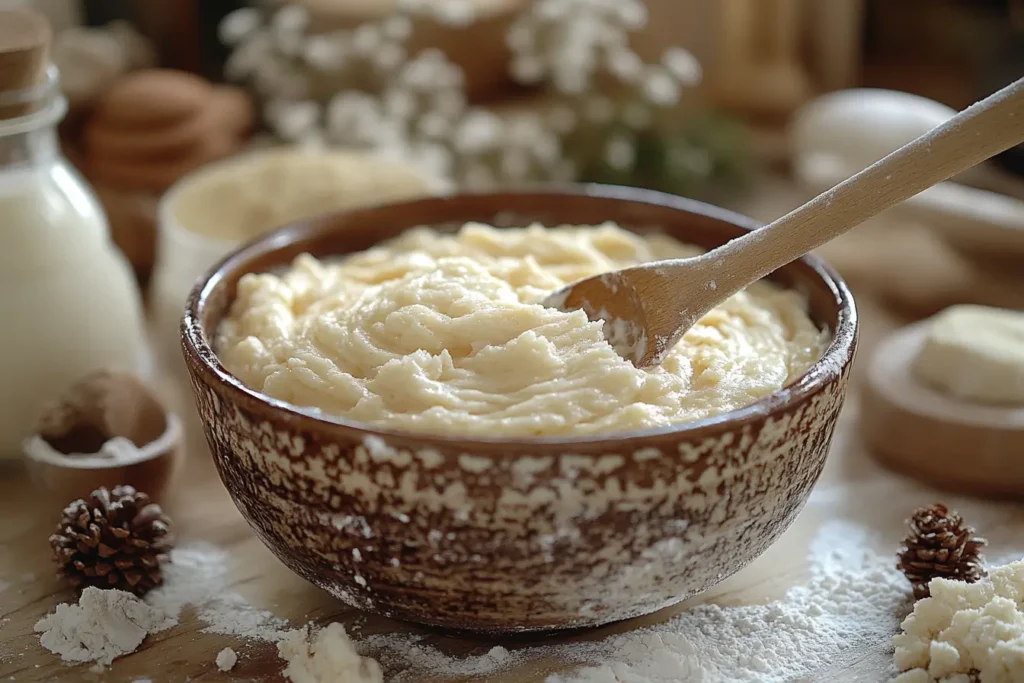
xmin=789 ymin=88 xmax=957 ymax=189
xmin=789 ymin=88 xmax=1024 ymax=262
xmin=149 ymin=148 xmax=450 ymax=382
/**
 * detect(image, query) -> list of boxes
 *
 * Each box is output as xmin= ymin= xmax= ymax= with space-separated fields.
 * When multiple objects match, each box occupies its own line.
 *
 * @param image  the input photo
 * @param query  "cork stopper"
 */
xmin=0 ymin=7 xmax=52 ymax=120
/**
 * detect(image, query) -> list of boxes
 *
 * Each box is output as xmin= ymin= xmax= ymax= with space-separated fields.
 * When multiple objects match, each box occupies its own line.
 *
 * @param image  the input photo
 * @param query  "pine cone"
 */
xmin=897 ymin=503 xmax=987 ymax=599
xmin=49 ymin=485 xmax=173 ymax=596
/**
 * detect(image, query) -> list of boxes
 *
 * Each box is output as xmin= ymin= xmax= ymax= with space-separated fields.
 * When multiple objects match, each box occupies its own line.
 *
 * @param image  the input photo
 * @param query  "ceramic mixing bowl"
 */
xmin=181 ymin=186 xmax=857 ymax=633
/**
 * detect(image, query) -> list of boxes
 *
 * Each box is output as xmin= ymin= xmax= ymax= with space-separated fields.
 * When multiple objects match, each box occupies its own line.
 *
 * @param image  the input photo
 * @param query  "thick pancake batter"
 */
xmin=216 ymin=223 xmax=826 ymax=437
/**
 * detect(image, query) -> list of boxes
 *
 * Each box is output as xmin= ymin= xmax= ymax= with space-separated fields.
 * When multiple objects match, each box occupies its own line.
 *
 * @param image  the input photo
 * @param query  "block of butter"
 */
xmin=911 ymin=304 xmax=1024 ymax=405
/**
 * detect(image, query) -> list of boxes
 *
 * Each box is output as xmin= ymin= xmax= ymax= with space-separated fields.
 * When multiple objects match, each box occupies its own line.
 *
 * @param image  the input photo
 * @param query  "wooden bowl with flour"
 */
xmin=180 ymin=187 xmax=857 ymax=633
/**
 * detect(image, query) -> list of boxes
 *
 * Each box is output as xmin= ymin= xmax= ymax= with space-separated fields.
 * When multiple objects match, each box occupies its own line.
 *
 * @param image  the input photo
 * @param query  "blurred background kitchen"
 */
xmin=2 ymin=0 xmax=1023 ymax=458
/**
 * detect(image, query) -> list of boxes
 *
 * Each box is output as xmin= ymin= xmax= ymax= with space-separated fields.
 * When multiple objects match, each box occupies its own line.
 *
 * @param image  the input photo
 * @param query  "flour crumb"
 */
xmin=278 ymin=623 xmax=383 ymax=683
xmin=34 ymin=587 xmax=175 ymax=665
xmin=892 ymin=559 xmax=1024 ymax=682
xmin=216 ymin=647 xmax=238 ymax=672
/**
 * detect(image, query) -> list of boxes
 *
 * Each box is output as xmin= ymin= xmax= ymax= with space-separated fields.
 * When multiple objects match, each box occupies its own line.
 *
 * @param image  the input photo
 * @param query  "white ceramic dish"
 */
xmin=790 ymin=88 xmax=1024 ymax=262
xmin=149 ymin=148 xmax=449 ymax=380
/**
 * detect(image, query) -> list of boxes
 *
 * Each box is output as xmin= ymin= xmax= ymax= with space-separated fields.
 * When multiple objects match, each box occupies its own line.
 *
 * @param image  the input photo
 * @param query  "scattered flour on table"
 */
xmin=278 ymin=623 xmax=383 ymax=683
xmin=365 ymin=521 xmax=910 ymax=682
xmin=145 ymin=542 xmax=290 ymax=641
xmin=34 ymin=587 xmax=175 ymax=665
xmin=216 ymin=646 xmax=238 ymax=672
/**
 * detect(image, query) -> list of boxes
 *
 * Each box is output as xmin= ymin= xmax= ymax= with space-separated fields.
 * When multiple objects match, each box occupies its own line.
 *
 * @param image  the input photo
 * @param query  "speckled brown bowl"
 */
xmin=181 ymin=186 xmax=857 ymax=633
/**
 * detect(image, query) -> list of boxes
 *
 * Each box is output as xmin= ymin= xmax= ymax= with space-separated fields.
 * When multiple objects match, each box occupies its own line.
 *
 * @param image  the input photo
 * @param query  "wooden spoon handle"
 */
xmin=706 ymin=77 xmax=1024 ymax=297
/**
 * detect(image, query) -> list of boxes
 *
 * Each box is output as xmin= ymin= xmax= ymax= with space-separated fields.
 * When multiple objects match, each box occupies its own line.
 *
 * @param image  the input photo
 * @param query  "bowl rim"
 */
xmin=181 ymin=184 xmax=857 ymax=447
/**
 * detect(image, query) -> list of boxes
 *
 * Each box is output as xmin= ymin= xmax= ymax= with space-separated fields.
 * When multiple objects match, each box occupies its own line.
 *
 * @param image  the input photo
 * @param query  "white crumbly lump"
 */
xmin=217 ymin=223 xmax=826 ymax=437
xmin=278 ymin=623 xmax=383 ymax=683
xmin=893 ymin=560 xmax=1024 ymax=682
xmin=216 ymin=647 xmax=238 ymax=672
xmin=911 ymin=305 xmax=1024 ymax=405
xmin=34 ymin=587 xmax=174 ymax=665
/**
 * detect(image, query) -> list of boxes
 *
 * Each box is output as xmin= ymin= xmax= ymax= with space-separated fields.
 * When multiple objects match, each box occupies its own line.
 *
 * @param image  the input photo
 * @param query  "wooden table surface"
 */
xmin=2 ymin=177 xmax=1023 ymax=683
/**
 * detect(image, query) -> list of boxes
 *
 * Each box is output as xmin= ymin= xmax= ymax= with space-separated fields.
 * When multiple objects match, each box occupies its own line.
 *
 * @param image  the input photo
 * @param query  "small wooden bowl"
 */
xmin=863 ymin=323 xmax=1024 ymax=497
xmin=24 ymin=413 xmax=183 ymax=504
xmin=181 ymin=187 xmax=857 ymax=633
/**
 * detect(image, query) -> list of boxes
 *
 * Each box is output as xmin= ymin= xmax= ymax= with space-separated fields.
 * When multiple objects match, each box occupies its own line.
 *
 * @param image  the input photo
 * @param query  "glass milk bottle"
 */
xmin=0 ymin=9 xmax=148 ymax=459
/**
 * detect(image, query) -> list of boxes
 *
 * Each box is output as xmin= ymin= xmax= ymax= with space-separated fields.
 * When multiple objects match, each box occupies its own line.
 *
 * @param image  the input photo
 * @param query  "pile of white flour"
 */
xmin=35 ymin=587 xmax=175 ymax=666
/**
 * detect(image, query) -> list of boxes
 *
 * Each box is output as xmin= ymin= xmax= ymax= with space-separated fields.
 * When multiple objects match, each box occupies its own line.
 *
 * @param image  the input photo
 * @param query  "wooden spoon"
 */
xmin=542 ymin=77 xmax=1024 ymax=368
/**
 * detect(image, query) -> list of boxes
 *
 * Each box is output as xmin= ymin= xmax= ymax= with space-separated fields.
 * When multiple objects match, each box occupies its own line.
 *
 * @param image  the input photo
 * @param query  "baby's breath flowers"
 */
xmin=219 ymin=1 xmax=726 ymax=191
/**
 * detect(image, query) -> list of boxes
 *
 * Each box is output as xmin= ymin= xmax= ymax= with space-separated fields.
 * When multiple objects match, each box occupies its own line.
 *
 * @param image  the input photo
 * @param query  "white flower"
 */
xmin=606 ymin=47 xmax=643 ymax=83
xmin=604 ymin=135 xmax=635 ymax=170
xmin=399 ymin=50 xmax=454 ymax=89
xmin=584 ymin=96 xmax=615 ymax=124
xmin=552 ymin=63 xmax=592 ymax=95
xmin=511 ymin=55 xmax=546 ymax=84
xmin=622 ymin=101 xmax=652 ymax=129
xmin=224 ymin=33 xmax=273 ymax=81
xmin=383 ymin=88 xmax=417 ymax=121
xmin=500 ymin=150 xmax=532 ymax=181
xmin=407 ymin=142 xmax=454 ymax=179
xmin=504 ymin=114 xmax=547 ymax=148
xmin=269 ymin=99 xmax=320 ymax=141
xmin=548 ymin=105 xmax=577 ymax=134
xmin=382 ymin=15 xmax=413 ymax=41
xmin=535 ymin=0 xmax=570 ymax=22
xmin=303 ymin=33 xmax=348 ymax=70
xmin=663 ymin=46 xmax=702 ymax=86
xmin=271 ymin=4 xmax=309 ymax=36
xmin=274 ymin=29 xmax=304 ymax=57
xmin=529 ymin=131 xmax=562 ymax=167
xmin=218 ymin=8 xmax=262 ymax=46
xmin=642 ymin=66 xmax=680 ymax=106
xmin=352 ymin=24 xmax=382 ymax=56
xmin=505 ymin=24 xmax=534 ymax=52
xmin=373 ymin=42 xmax=406 ymax=71
xmin=325 ymin=92 xmax=384 ymax=144
xmin=253 ymin=60 xmax=308 ymax=99
xmin=371 ymin=119 xmax=410 ymax=149
xmin=418 ymin=111 xmax=451 ymax=139
xmin=616 ymin=1 xmax=648 ymax=29
xmin=463 ymin=163 xmax=498 ymax=190
xmin=433 ymin=0 xmax=475 ymax=27
xmin=430 ymin=90 xmax=467 ymax=120
xmin=452 ymin=110 xmax=503 ymax=154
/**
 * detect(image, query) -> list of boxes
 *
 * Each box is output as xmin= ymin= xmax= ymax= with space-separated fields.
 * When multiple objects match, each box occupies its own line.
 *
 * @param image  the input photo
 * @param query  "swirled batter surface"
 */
xmin=216 ymin=223 xmax=826 ymax=437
